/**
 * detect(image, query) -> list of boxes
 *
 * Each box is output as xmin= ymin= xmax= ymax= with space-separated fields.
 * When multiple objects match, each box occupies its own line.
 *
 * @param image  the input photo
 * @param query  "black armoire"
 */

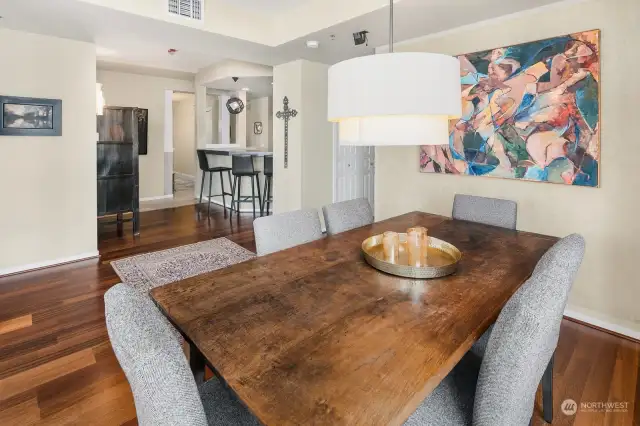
xmin=97 ymin=107 xmax=140 ymax=236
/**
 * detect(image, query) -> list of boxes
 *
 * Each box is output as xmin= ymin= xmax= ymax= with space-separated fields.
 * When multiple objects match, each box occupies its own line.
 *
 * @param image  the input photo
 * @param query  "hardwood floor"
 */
xmin=0 ymin=204 xmax=637 ymax=425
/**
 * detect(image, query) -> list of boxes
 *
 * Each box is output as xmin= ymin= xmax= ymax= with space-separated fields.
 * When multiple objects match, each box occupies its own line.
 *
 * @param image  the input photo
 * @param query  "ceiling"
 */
xmin=97 ymin=60 xmax=196 ymax=81
xmin=0 ymin=0 xmax=568 ymax=75
xmin=277 ymin=0 xmax=567 ymax=64
xmin=220 ymin=0 xmax=314 ymax=13
xmin=205 ymin=76 xmax=274 ymax=100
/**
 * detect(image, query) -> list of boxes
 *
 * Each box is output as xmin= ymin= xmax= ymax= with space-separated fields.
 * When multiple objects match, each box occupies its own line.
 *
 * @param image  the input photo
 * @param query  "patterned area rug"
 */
xmin=111 ymin=238 xmax=255 ymax=294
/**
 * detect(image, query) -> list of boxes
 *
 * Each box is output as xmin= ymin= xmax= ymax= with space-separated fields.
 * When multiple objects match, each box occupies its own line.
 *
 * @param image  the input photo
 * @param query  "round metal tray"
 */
xmin=361 ymin=233 xmax=462 ymax=279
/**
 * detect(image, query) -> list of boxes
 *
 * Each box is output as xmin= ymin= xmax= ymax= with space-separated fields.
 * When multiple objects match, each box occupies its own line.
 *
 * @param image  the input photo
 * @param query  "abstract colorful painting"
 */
xmin=420 ymin=30 xmax=600 ymax=187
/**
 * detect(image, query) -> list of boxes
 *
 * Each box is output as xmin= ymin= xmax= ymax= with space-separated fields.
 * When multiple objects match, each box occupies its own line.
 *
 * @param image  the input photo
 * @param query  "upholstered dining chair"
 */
xmin=404 ymin=234 xmax=585 ymax=426
xmin=454 ymin=194 xmax=517 ymax=359
xmin=105 ymin=284 xmax=260 ymax=426
xmin=322 ymin=198 xmax=374 ymax=236
xmin=253 ymin=208 xmax=323 ymax=256
xmin=452 ymin=194 xmax=517 ymax=230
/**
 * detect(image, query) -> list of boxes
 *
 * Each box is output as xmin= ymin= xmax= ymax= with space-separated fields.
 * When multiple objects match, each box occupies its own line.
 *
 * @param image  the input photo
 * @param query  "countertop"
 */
xmin=202 ymin=145 xmax=272 ymax=157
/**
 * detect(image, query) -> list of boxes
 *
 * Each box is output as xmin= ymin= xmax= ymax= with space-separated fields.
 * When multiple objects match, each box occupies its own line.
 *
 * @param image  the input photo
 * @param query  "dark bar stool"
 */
xmin=230 ymin=154 xmax=262 ymax=218
xmin=262 ymin=155 xmax=273 ymax=216
xmin=197 ymin=150 xmax=232 ymax=217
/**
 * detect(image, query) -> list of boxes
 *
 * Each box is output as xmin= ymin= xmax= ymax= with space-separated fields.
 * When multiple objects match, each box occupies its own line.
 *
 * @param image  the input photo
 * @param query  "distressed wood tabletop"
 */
xmin=151 ymin=211 xmax=558 ymax=426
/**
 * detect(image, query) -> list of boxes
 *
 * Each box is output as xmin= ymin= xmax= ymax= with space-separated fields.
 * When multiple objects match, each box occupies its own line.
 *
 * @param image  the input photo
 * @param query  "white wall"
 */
xmin=0 ymin=29 xmax=97 ymax=274
xmin=172 ymin=95 xmax=196 ymax=177
xmin=273 ymin=60 xmax=333 ymax=215
xmin=247 ymin=96 xmax=272 ymax=150
xmin=97 ymin=69 xmax=194 ymax=198
xmin=374 ymin=0 xmax=640 ymax=336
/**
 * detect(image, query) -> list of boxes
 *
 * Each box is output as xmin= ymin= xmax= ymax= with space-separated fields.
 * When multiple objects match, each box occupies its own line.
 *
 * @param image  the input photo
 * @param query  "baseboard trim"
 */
xmin=140 ymin=195 xmax=174 ymax=202
xmin=564 ymin=309 xmax=640 ymax=344
xmin=207 ymin=196 xmax=260 ymax=214
xmin=0 ymin=251 xmax=100 ymax=277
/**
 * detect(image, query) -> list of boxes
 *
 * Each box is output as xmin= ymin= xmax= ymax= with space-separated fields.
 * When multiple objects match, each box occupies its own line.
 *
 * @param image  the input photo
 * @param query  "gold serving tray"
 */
xmin=361 ymin=234 xmax=462 ymax=279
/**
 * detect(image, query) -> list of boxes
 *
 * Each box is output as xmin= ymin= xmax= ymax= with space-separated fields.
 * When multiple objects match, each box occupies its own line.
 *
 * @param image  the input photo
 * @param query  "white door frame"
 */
xmin=332 ymin=125 xmax=375 ymax=207
xmin=163 ymin=90 xmax=174 ymax=197
xmin=332 ymin=124 xmax=339 ymax=202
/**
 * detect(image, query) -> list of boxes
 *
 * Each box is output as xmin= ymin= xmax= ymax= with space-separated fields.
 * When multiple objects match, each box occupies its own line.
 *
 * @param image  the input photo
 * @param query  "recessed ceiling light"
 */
xmin=242 ymin=87 xmax=250 ymax=91
xmin=306 ymin=40 xmax=319 ymax=49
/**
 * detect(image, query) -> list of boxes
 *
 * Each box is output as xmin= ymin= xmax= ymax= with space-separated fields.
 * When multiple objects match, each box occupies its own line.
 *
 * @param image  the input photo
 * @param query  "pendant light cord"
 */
xmin=389 ymin=0 xmax=394 ymax=53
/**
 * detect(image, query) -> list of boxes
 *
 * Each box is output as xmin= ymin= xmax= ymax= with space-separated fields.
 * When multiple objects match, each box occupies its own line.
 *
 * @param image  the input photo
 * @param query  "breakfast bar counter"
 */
xmin=200 ymin=145 xmax=272 ymax=214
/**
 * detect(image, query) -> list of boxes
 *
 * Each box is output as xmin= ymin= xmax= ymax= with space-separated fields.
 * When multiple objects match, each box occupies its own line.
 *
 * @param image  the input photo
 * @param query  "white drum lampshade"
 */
xmin=327 ymin=52 xmax=462 ymax=146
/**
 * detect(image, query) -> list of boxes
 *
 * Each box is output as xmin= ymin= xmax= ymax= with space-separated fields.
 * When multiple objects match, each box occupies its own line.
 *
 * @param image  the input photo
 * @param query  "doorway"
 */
xmin=332 ymin=125 xmax=375 ymax=208
xmin=171 ymin=91 xmax=197 ymax=207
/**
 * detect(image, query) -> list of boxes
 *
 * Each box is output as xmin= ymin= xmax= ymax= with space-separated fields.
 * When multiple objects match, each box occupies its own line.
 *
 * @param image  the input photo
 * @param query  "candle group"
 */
xmin=382 ymin=227 xmax=429 ymax=266
xmin=407 ymin=227 xmax=429 ymax=267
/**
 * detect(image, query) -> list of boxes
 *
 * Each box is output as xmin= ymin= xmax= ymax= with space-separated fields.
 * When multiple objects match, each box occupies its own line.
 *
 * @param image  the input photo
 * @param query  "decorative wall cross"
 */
xmin=276 ymin=96 xmax=298 ymax=169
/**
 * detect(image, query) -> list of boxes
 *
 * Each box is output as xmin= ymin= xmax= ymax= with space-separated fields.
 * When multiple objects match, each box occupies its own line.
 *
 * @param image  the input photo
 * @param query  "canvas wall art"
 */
xmin=0 ymin=96 xmax=62 ymax=136
xmin=420 ymin=30 xmax=600 ymax=187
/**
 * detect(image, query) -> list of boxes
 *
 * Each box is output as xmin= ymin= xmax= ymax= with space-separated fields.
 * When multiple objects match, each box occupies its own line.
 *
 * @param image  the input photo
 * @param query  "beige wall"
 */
xmin=234 ymin=91 xmax=247 ymax=148
xmin=0 ymin=29 xmax=97 ymax=273
xmin=247 ymin=96 xmax=272 ymax=150
xmin=97 ymin=69 xmax=194 ymax=198
xmin=205 ymin=94 xmax=219 ymax=144
xmin=172 ymin=96 xmax=196 ymax=177
xmin=273 ymin=60 xmax=334 ymax=216
xmin=273 ymin=61 xmax=303 ymax=213
xmin=300 ymin=61 xmax=333 ymax=214
xmin=375 ymin=0 xmax=640 ymax=334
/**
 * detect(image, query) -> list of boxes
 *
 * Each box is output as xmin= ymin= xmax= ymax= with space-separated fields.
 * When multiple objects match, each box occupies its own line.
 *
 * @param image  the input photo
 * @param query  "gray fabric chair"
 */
xmin=253 ymin=208 xmax=323 ymax=256
xmin=454 ymin=194 xmax=517 ymax=359
xmin=105 ymin=284 xmax=259 ymax=426
xmin=322 ymin=198 xmax=374 ymax=235
xmin=404 ymin=234 xmax=585 ymax=426
xmin=452 ymin=194 xmax=517 ymax=230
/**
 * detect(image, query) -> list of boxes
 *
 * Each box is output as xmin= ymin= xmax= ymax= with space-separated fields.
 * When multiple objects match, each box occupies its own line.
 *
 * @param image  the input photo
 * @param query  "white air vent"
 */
xmin=168 ymin=0 xmax=203 ymax=20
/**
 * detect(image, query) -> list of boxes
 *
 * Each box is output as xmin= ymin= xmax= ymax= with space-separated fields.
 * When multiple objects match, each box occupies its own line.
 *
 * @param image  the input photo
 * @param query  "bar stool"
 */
xmin=262 ymin=155 xmax=273 ymax=216
xmin=230 ymin=154 xmax=262 ymax=218
xmin=197 ymin=150 xmax=232 ymax=217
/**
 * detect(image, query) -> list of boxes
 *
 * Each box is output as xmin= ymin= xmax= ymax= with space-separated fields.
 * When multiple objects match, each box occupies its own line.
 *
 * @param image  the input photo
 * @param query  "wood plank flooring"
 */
xmin=0 ymin=204 xmax=637 ymax=425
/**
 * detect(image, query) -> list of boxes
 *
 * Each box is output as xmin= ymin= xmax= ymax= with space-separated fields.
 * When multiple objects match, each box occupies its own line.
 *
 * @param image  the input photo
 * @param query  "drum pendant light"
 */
xmin=327 ymin=0 xmax=462 ymax=146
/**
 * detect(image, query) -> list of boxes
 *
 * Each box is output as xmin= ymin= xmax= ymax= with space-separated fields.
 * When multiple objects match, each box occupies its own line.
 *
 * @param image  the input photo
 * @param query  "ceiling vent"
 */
xmin=168 ymin=0 xmax=203 ymax=21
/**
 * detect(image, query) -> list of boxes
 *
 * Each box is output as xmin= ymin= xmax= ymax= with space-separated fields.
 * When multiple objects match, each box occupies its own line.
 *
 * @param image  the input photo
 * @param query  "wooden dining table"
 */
xmin=150 ymin=211 xmax=558 ymax=426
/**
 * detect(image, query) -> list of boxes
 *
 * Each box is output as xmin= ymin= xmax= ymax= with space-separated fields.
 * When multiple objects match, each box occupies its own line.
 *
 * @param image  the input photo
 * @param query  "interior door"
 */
xmin=333 ymin=125 xmax=375 ymax=208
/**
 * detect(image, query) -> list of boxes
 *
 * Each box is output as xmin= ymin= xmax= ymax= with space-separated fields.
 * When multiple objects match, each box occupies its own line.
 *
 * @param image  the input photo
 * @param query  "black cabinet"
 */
xmin=97 ymin=107 xmax=140 ymax=236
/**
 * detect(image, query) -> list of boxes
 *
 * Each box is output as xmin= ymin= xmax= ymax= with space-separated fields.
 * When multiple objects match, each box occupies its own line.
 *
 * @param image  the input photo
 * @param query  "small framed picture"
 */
xmin=254 ymin=122 xmax=263 ymax=135
xmin=0 ymin=95 xmax=62 ymax=136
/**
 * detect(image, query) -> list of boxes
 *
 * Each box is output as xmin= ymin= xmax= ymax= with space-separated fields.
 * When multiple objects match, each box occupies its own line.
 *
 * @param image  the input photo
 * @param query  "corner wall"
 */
xmin=374 ymin=0 xmax=640 ymax=336
xmin=272 ymin=60 xmax=333 ymax=216
xmin=0 ymin=29 xmax=98 ymax=274
xmin=273 ymin=61 xmax=303 ymax=214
